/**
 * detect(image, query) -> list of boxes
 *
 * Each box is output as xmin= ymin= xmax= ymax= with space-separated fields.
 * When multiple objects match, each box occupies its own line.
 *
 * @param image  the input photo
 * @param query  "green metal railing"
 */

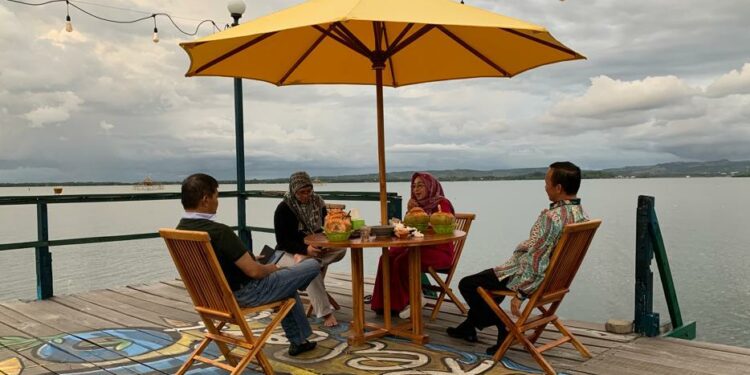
xmin=634 ymin=195 xmax=696 ymax=340
xmin=0 ymin=190 xmax=402 ymax=300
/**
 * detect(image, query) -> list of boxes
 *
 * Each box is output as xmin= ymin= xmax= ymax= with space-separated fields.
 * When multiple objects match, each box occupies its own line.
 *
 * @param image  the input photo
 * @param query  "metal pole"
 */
xmin=231 ymin=12 xmax=251 ymax=251
xmin=635 ymin=195 xmax=659 ymax=336
xmin=36 ymin=202 xmax=53 ymax=299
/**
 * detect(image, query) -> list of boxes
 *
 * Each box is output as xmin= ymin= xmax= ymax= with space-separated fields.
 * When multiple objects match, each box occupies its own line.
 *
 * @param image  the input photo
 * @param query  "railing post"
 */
xmin=35 ymin=202 xmax=53 ymax=299
xmin=634 ymin=195 xmax=659 ymax=336
xmin=649 ymin=199 xmax=697 ymax=340
xmin=233 ymin=76 xmax=252 ymax=253
xmin=387 ymin=194 xmax=402 ymax=220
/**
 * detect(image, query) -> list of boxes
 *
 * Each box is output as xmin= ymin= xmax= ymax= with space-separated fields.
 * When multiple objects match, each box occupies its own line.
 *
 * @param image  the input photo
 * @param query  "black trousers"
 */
xmin=458 ymin=268 xmax=509 ymax=330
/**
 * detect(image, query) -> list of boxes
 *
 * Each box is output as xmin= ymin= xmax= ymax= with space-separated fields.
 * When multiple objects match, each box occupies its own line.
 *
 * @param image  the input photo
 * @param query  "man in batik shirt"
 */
xmin=446 ymin=161 xmax=588 ymax=355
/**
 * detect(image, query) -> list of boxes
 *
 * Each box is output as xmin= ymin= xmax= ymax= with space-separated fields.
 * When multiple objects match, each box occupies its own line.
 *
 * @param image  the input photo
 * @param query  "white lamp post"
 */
xmin=227 ymin=0 xmax=251 ymax=249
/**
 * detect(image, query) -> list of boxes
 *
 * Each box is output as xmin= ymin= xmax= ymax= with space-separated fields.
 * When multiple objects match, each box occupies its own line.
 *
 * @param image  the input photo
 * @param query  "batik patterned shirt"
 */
xmin=494 ymin=199 xmax=588 ymax=296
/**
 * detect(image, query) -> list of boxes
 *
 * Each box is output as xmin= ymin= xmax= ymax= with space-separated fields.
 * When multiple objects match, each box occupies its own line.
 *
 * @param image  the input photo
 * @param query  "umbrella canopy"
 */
xmin=181 ymin=0 xmax=583 ymax=222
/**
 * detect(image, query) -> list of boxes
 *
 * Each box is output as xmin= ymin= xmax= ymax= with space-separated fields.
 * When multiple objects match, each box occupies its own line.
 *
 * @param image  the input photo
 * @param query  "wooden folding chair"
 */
xmin=160 ymin=229 xmax=296 ymax=375
xmin=424 ymin=212 xmax=476 ymax=320
xmin=477 ymin=219 xmax=602 ymax=375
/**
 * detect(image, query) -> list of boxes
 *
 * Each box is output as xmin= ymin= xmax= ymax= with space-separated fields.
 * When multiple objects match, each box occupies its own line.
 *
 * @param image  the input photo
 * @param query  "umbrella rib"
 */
xmin=278 ymin=24 xmax=334 ymax=85
xmin=386 ymin=24 xmax=436 ymax=57
xmin=333 ymin=23 xmax=374 ymax=59
xmin=381 ymin=25 xmax=398 ymax=86
xmin=373 ymin=21 xmax=383 ymax=52
xmin=385 ymin=23 xmax=415 ymax=56
xmin=500 ymin=28 xmax=582 ymax=58
xmin=313 ymin=24 xmax=370 ymax=59
xmin=436 ymin=25 xmax=510 ymax=76
xmin=192 ymin=32 xmax=277 ymax=75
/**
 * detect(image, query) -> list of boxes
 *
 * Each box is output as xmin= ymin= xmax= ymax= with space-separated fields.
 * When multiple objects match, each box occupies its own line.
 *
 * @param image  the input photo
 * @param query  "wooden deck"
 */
xmin=1 ymin=273 xmax=748 ymax=375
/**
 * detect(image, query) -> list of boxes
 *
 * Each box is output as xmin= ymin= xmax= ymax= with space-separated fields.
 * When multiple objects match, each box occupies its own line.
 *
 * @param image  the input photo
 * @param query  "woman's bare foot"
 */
xmin=323 ymin=313 xmax=338 ymax=327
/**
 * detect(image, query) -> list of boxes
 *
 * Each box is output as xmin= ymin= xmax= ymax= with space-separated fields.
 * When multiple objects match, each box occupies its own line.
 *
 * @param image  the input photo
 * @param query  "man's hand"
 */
xmin=306 ymin=245 xmax=322 ymax=258
xmin=510 ymin=297 xmax=523 ymax=317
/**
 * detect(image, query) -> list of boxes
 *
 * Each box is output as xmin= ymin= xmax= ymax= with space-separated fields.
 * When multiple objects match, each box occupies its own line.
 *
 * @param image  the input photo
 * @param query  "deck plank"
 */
xmin=0 ymin=300 xmax=162 ymax=374
xmin=0 ymin=347 xmax=48 ymax=375
xmin=616 ymin=337 xmax=750 ymax=367
xmin=0 ymin=306 xmax=114 ymax=374
xmin=1 ymin=274 xmax=749 ymax=375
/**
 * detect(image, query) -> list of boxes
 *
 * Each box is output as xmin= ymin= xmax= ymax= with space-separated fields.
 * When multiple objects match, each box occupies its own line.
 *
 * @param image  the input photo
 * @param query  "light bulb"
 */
xmin=152 ymin=27 xmax=159 ymax=43
xmin=227 ymin=0 xmax=246 ymax=16
xmin=65 ymin=15 xmax=73 ymax=32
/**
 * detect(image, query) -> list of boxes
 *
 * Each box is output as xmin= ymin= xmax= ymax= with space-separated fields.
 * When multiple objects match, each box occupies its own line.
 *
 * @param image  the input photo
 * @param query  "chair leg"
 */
xmin=328 ymin=292 xmax=340 ymax=310
xmin=204 ymin=319 xmax=238 ymax=366
xmin=229 ymin=351 xmax=257 ymax=375
xmin=306 ymin=303 xmax=313 ymax=317
xmin=426 ymin=268 xmax=468 ymax=320
xmin=176 ymin=336 xmax=212 ymax=375
xmin=253 ymin=351 xmax=274 ymax=375
xmin=444 ymin=287 xmax=468 ymax=314
xmin=231 ymin=298 xmax=296 ymax=375
xmin=524 ymin=341 xmax=556 ymax=375
xmin=496 ymin=322 xmax=555 ymax=375
xmin=478 ymin=287 xmax=561 ymax=375
xmin=553 ymin=318 xmax=592 ymax=358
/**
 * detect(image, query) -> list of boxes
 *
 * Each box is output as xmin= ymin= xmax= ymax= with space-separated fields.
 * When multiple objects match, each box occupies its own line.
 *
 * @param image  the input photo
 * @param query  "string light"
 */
xmin=64 ymin=0 xmax=72 ymax=32
xmin=6 ymin=0 xmax=222 ymax=42
xmin=152 ymin=15 xmax=159 ymax=43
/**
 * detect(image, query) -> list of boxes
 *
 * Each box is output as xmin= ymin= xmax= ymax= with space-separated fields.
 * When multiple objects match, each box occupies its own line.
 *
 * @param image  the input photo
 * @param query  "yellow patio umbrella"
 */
xmin=180 ymin=0 xmax=583 ymax=223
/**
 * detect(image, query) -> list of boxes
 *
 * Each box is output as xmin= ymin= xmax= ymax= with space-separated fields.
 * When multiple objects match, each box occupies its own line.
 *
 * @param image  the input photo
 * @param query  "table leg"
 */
xmin=408 ymin=246 xmax=426 ymax=342
xmin=349 ymin=247 xmax=365 ymax=345
xmin=382 ymin=247 xmax=391 ymax=330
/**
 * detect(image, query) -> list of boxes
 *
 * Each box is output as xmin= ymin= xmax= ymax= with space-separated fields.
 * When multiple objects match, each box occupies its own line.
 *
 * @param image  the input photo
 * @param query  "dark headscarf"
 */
xmin=411 ymin=172 xmax=454 ymax=215
xmin=282 ymin=171 xmax=325 ymax=234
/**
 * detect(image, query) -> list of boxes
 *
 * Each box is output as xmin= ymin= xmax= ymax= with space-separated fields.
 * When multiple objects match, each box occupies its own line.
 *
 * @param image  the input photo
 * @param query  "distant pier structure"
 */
xmin=133 ymin=176 xmax=164 ymax=190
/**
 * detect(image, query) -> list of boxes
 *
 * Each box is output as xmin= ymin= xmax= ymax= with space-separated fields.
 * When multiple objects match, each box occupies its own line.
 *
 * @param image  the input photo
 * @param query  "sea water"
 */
xmin=1 ymin=178 xmax=748 ymax=347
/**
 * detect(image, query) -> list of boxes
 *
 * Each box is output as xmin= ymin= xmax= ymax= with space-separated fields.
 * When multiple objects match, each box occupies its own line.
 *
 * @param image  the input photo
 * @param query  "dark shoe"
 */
xmin=446 ymin=326 xmax=478 ymax=343
xmin=486 ymin=330 xmax=508 ymax=356
xmin=486 ymin=343 xmax=500 ymax=356
xmin=373 ymin=308 xmax=401 ymax=316
xmin=288 ymin=340 xmax=316 ymax=356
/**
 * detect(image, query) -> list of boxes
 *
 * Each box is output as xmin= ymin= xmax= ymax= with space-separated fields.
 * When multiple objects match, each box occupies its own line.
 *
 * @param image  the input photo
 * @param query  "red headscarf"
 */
xmin=411 ymin=172 xmax=454 ymax=215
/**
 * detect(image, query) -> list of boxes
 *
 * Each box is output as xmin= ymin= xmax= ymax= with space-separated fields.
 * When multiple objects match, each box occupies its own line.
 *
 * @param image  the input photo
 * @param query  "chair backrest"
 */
xmin=159 ymin=228 xmax=243 ymax=322
xmin=533 ymin=219 xmax=602 ymax=305
xmin=450 ymin=213 xmax=476 ymax=270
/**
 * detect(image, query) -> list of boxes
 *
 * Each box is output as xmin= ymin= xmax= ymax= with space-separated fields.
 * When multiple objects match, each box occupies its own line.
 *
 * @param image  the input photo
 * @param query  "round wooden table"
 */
xmin=305 ymin=230 xmax=466 ymax=345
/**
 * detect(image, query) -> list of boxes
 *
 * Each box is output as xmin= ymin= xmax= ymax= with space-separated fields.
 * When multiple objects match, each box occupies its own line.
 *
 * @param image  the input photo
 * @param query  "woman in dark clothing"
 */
xmin=274 ymin=171 xmax=346 ymax=327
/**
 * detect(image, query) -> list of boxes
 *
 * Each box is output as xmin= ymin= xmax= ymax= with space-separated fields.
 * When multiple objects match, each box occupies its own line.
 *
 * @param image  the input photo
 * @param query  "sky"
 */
xmin=1 ymin=0 xmax=749 ymax=183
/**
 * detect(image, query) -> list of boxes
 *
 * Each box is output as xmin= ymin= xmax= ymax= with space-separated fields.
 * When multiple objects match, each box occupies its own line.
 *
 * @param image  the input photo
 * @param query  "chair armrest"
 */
xmin=488 ymin=289 xmax=516 ymax=297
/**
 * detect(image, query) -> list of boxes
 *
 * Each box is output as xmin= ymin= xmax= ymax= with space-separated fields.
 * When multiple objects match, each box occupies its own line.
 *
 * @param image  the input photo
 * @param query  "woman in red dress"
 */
xmin=370 ymin=172 xmax=455 ymax=318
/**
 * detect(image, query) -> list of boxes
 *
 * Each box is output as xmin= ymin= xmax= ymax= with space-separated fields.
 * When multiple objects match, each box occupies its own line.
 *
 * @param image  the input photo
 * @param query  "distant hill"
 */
xmin=2 ymin=160 xmax=749 ymax=186
xmin=600 ymin=159 xmax=750 ymax=178
xmin=300 ymin=159 xmax=750 ymax=183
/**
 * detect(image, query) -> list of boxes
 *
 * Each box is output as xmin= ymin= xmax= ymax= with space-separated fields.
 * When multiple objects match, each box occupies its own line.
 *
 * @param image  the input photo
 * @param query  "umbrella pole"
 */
xmin=375 ymin=67 xmax=388 ymax=225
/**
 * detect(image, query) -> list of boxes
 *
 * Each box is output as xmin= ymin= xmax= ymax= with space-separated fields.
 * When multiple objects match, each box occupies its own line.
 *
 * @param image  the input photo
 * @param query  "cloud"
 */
xmin=539 ymin=65 xmax=750 ymax=161
xmin=706 ymin=63 xmax=750 ymax=98
xmin=21 ymin=91 xmax=84 ymax=128
xmin=39 ymin=28 xmax=89 ymax=48
xmin=548 ymin=75 xmax=698 ymax=119
xmin=1 ymin=0 xmax=750 ymax=182
xmin=99 ymin=120 xmax=115 ymax=131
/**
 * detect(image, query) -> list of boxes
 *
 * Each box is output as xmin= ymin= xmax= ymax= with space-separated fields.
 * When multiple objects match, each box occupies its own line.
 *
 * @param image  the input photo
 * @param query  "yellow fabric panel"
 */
xmin=180 ymin=0 xmax=583 ymax=86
